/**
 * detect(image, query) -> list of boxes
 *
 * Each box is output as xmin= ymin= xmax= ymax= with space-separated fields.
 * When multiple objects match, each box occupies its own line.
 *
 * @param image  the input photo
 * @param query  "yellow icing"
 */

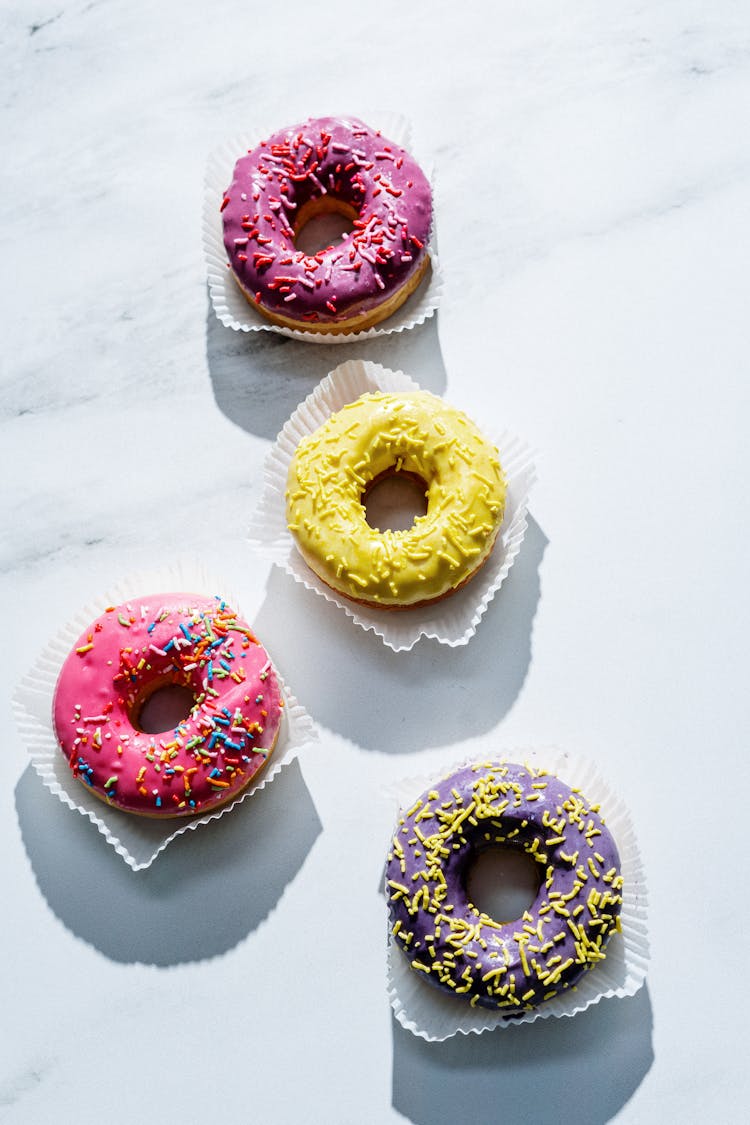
xmin=285 ymin=392 xmax=507 ymax=606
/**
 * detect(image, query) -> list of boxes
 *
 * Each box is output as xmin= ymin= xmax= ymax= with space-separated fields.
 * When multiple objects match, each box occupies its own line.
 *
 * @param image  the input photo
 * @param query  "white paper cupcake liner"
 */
xmin=248 ymin=360 xmax=536 ymax=651
xmin=12 ymin=562 xmax=318 ymax=871
xmin=203 ymin=112 xmax=443 ymax=343
xmin=383 ymin=747 xmax=648 ymax=1040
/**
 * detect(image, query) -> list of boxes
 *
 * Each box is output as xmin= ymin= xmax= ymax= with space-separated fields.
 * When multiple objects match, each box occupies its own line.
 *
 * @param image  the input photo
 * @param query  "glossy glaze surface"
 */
xmin=53 ymin=594 xmax=282 ymax=816
xmin=222 ymin=116 xmax=431 ymax=329
xmin=286 ymin=392 xmax=506 ymax=605
xmin=386 ymin=761 xmax=623 ymax=1011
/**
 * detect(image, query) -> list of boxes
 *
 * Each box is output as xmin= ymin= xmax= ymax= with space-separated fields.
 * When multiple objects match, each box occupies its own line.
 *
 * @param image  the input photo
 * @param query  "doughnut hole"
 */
xmin=294 ymin=197 xmax=358 ymax=254
xmin=134 ymin=682 xmax=197 ymax=735
xmin=465 ymin=847 xmax=542 ymax=925
xmin=363 ymin=469 xmax=429 ymax=532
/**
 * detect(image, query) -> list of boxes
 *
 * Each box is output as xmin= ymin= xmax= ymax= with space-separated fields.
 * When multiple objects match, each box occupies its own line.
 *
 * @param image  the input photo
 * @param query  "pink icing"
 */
xmin=52 ymin=594 xmax=283 ymax=817
xmin=221 ymin=116 xmax=432 ymax=327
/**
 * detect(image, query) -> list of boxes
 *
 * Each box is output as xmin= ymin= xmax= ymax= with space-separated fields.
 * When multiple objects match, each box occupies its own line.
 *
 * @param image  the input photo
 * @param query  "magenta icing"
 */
xmin=52 ymin=594 xmax=283 ymax=817
xmin=386 ymin=762 xmax=623 ymax=1013
xmin=221 ymin=116 xmax=432 ymax=326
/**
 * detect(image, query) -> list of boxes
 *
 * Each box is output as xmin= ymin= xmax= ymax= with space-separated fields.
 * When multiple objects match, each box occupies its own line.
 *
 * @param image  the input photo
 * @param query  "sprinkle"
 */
xmin=386 ymin=763 xmax=622 ymax=1011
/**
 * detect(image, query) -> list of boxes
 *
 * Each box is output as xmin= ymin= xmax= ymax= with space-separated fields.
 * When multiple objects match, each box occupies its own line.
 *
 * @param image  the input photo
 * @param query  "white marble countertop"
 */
xmin=2 ymin=1 xmax=749 ymax=1121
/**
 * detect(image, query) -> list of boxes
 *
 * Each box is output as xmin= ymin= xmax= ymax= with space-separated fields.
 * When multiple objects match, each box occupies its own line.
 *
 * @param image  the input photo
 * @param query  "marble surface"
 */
xmin=2 ymin=1 xmax=749 ymax=1121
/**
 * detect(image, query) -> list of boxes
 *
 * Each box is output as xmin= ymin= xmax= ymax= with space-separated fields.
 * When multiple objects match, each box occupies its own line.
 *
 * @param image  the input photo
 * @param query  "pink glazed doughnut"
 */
xmin=221 ymin=116 xmax=432 ymax=334
xmin=52 ymin=594 xmax=283 ymax=818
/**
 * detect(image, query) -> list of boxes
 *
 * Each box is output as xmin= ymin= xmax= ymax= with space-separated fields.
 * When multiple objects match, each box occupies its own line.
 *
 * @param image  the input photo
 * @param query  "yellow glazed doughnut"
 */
xmin=285 ymin=392 xmax=506 ymax=608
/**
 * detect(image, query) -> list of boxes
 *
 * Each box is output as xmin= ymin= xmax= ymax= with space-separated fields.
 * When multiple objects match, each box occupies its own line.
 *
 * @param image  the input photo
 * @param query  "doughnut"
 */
xmin=221 ymin=116 xmax=432 ymax=334
xmin=385 ymin=762 xmax=623 ymax=1012
xmin=285 ymin=391 xmax=506 ymax=608
xmin=52 ymin=594 xmax=283 ymax=818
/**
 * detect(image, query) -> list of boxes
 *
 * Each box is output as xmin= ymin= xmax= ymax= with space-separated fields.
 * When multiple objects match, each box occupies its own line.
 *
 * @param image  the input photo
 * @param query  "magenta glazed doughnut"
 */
xmin=386 ymin=761 xmax=624 ymax=1013
xmin=221 ymin=116 xmax=432 ymax=334
xmin=52 ymin=594 xmax=283 ymax=817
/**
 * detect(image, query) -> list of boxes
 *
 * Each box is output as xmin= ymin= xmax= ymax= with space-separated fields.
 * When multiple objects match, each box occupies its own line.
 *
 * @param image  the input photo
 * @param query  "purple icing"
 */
xmin=221 ymin=116 xmax=432 ymax=327
xmin=386 ymin=762 xmax=623 ymax=1012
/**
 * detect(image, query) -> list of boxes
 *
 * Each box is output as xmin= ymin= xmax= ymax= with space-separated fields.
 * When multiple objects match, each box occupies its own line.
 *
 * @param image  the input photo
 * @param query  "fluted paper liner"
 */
xmin=248 ymin=360 xmax=536 ymax=651
xmin=384 ymin=748 xmax=649 ymax=1040
xmin=12 ymin=563 xmax=318 ymax=871
xmin=203 ymin=111 xmax=443 ymax=342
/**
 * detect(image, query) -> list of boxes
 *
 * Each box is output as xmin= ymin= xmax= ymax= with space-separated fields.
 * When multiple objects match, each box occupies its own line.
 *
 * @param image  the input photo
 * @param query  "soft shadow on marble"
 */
xmin=15 ymin=759 xmax=321 ymax=966
xmin=252 ymin=516 xmax=548 ymax=753
xmin=205 ymin=301 xmax=447 ymax=441
xmin=392 ymin=986 xmax=654 ymax=1125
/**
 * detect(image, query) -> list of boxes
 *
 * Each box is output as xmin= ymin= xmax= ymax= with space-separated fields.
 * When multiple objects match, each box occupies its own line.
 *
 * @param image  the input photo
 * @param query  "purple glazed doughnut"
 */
xmin=386 ymin=761 xmax=623 ymax=1012
xmin=221 ymin=116 xmax=432 ymax=334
